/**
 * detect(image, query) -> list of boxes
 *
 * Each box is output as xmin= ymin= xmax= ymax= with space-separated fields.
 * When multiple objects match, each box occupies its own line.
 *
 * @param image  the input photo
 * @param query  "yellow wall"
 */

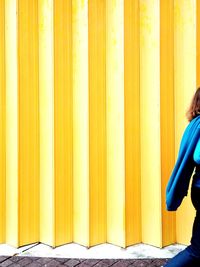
xmin=0 ymin=0 xmax=198 ymax=248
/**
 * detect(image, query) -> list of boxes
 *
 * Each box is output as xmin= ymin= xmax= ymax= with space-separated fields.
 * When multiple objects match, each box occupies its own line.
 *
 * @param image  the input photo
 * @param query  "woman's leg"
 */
xmin=187 ymin=212 xmax=200 ymax=257
xmin=186 ymin=186 xmax=200 ymax=257
xmin=164 ymin=248 xmax=199 ymax=267
xmin=164 ymin=186 xmax=200 ymax=267
xmin=164 ymin=216 xmax=200 ymax=267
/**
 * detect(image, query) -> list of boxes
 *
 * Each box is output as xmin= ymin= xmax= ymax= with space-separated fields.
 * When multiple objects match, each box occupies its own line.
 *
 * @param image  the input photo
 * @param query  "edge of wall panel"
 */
xmin=197 ymin=0 xmax=200 ymax=87
xmin=0 ymin=0 xmax=6 ymax=244
xmin=124 ymin=0 xmax=141 ymax=246
xmin=72 ymin=0 xmax=90 ymax=246
xmin=5 ymin=0 xmax=19 ymax=247
xmin=160 ymin=0 xmax=176 ymax=246
xmin=38 ymin=0 xmax=55 ymax=246
xmin=18 ymin=0 xmax=39 ymax=246
xmin=106 ymin=0 xmax=126 ymax=247
xmin=88 ymin=0 xmax=107 ymax=246
xmin=174 ymin=0 xmax=196 ymax=245
xmin=139 ymin=0 xmax=162 ymax=247
xmin=54 ymin=0 xmax=73 ymax=246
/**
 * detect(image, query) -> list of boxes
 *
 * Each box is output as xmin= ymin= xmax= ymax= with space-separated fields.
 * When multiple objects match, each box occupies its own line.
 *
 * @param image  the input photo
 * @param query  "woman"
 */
xmin=164 ymin=88 xmax=200 ymax=267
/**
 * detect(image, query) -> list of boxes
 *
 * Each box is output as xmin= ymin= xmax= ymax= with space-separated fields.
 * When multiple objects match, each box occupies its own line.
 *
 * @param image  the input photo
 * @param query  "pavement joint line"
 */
xmin=90 ymin=259 xmax=104 ymax=266
xmin=127 ymin=259 xmax=140 ymax=267
xmin=107 ymin=261 xmax=117 ymax=267
xmin=72 ymin=258 xmax=89 ymax=267
xmin=72 ymin=261 xmax=80 ymax=267
xmin=0 ymin=255 xmax=13 ymax=264
xmin=108 ymin=259 xmax=122 ymax=267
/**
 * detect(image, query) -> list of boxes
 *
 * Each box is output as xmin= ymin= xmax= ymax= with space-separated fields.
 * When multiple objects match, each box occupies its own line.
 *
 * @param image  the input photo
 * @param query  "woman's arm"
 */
xmin=193 ymin=137 xmax=200 ymax=164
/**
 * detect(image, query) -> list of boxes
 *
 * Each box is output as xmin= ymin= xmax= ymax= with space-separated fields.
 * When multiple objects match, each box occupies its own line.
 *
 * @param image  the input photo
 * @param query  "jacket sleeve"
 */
xmin=193 ymin=137 xmax=200 ymax=164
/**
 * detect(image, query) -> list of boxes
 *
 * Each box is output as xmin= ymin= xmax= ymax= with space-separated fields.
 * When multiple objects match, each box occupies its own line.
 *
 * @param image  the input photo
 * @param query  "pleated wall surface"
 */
xmin=0 ymin=0 xmax=199 ymax=248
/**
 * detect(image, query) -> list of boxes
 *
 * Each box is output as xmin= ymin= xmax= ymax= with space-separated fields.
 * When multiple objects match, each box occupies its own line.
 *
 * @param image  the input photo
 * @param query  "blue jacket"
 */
xmin=166 ymin=115 xmax=200 ymax=211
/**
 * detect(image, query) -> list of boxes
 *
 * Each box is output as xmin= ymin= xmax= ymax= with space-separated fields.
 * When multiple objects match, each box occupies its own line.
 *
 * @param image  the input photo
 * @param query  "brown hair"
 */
xmin=186 ymin=87 xmax=200 ymax=121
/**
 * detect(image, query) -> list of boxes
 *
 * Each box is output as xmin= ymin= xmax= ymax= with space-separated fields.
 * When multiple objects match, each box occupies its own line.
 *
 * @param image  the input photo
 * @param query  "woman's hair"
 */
xmin=186 ymin=87 xmax=200 ymax=121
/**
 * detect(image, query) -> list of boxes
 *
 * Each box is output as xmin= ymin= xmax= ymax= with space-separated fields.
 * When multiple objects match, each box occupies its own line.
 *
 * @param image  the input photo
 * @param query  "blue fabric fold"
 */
xmin=166 ymin=115 xmax=200 ymax=211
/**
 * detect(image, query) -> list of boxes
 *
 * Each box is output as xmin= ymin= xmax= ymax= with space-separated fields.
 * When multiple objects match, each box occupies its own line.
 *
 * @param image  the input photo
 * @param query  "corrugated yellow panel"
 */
xmin=18 ymin=0 xmax=39 ymax=246
xmin=88 ymin=0 xmax=106 ymax=246
xmin=5 ymin=0 xmax=18 ymax=247
xmin=0 ymin=0 xmax=5 ymax=244
xmin=38 ymin=0 xmax=54 ymax=246
xmin=124 ymin=0 xmax=141 ymax=246
xmin=140 ymin=0 xmax=162 ymax=247
xmin=197 ymin=0 xmax=200 ymax=86
xmin=72 ymin=0 xmax=89 ymax=246
xmin=106 ymin=0 xmax=125 ymax=247
xmin=54 ymin=0 xmax=73 ymax=246
xmin=1 ymin=0 xmax=199 ymax=249
xmin=174 ymin=0 xmax=196 ymax=245
xmin=160 ymin=0 xmax=176 ymax=246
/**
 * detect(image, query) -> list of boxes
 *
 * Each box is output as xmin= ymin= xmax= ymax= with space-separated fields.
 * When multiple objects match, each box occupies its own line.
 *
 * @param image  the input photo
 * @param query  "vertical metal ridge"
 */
xmin=38 ymin=0 xmax=55 ymax=246
xmin=124 ymin=0 xmax=141 ymax=246
xmin=0 ymin=0 xmax=6 ymax=243
xmin=54 ymin=0 xmax=73 ymax=246
xmin=140 ymin=0 xmax=162 ymax=247
xmin=160 ymin=0 xmax=176 ymax=246
xmin=106 ymin=0 xmax=125 ymax=247
xmin=88 ymin=0 xmax=106 ymax=246
xmin=72 ymin=0 xmax=90 ymax=246
xmin=174 ymin=0 xmax=196 ymax=245
xmin=5 ymin=0 xmax=19 ymax=247
xmin=18 ymin=0 xmax=39 ymax=246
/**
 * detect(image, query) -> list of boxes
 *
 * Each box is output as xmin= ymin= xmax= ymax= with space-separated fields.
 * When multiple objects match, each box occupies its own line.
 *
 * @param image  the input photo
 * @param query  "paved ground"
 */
xmin=0 ymin=256 xmax=169 ymax=267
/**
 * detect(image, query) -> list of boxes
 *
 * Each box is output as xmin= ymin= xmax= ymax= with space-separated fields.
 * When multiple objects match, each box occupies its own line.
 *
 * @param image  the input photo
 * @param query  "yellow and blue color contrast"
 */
xmin=0 ymin=0 xmax=200 ymax=248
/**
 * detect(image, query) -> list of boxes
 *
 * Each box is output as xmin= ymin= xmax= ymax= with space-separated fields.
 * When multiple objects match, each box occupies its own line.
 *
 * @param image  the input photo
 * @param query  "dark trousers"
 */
xmin=164 ymin=186 xmax=200 ymax=267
